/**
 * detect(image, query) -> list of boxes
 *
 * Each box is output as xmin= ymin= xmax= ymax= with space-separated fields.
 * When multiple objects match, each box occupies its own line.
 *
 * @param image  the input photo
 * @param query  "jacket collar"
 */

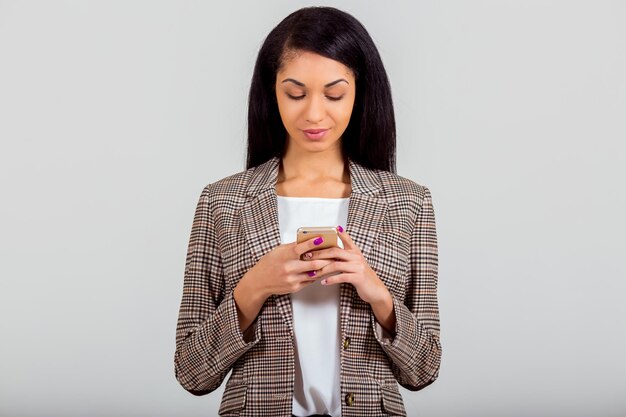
xmin=246 ymin=156 xmax=381 ymax=197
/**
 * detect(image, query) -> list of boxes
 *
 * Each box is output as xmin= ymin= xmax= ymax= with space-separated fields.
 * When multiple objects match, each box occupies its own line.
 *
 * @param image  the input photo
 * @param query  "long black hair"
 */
xmin=246 ymin=6 xmax=396 ymax=173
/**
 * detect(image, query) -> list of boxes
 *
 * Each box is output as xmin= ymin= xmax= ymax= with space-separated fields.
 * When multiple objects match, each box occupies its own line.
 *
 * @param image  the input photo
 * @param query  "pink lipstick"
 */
xmin=303 ymin=129 xmax=328 ymax=140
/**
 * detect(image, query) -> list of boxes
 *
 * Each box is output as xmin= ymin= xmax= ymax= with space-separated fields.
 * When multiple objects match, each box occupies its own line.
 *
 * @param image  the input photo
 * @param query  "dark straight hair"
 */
xmin=246 ymin=6 xmax=396 ymax=173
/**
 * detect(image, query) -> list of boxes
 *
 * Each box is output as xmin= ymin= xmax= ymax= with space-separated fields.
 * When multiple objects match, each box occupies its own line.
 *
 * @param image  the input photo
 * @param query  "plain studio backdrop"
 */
xmin=1 ymin=1 xmax=624 ymax=416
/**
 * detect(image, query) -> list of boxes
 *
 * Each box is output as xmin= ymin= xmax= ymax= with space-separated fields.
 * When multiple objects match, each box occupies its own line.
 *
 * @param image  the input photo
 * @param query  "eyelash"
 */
xmin=287 ymin=94 xmax=343 ymax=102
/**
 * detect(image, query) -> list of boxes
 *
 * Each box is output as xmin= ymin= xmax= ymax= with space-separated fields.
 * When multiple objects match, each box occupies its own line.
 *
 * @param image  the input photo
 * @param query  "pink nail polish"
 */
xmin=307 ymin=270 xmax=317 ymax=277
xmin=313 ymin=237 xmax=324 ymax=245
xmin=321 ymin=279 xmax=327 ymax=285
xmin=337 ymin=225 xmax=344 ymax=233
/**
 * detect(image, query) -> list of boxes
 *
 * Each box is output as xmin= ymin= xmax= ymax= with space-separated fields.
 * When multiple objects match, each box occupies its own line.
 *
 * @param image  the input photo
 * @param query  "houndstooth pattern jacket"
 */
xmin=174 ymin=156 xmax=441 ymax=416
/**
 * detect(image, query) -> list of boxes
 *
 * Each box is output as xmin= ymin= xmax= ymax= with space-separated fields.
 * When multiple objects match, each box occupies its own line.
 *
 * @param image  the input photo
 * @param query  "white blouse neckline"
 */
xmin=276 ymin=195 xmax=349 ymax=200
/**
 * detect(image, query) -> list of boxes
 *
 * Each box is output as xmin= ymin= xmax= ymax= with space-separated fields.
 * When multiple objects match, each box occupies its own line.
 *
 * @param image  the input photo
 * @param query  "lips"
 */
xmin=302 ymin=129 xmax=329 ymax=140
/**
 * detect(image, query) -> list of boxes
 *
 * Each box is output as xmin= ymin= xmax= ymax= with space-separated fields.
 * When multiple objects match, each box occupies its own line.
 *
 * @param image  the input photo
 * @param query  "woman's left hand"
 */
xmin=303 ymin=226 xmax=396 ymax=333
xmin=302 ymin=226 xmax=390 ymax=306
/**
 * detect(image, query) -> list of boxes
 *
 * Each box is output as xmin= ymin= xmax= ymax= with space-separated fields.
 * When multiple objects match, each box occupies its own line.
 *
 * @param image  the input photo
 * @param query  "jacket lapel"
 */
xmin=240 ymin=156 xmax=388 ymax=337
xmin=344 ymin=158 xmax=387 ymax=263
xmin=341 ymin=158 xmax=388 ymax=339
xmin=241 ymin=157 xmax=282 ymax=267
xmin=240 ymin=157 xmax=293 ymax=333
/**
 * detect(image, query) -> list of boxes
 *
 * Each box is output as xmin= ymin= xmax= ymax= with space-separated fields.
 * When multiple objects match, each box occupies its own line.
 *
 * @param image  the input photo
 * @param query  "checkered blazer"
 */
xmin=174 ymin=156 xmax=441 ymax=416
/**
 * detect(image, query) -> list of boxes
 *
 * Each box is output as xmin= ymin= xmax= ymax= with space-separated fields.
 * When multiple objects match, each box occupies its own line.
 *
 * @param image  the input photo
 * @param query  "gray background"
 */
xmin=1 ymin=1 xmax=624 ymax=416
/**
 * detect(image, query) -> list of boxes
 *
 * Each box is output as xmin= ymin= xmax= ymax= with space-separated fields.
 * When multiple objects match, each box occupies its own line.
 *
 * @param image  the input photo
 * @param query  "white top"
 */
xmin=276 ymin=195 xmax=349 ymax=417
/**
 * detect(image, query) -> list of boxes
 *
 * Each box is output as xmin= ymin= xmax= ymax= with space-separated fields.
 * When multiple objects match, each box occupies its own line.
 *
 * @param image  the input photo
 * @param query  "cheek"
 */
xmin=276 ymin=98 xmax=299 ymax=125
xmin=336 ymin=101 xmax=355 ymax=125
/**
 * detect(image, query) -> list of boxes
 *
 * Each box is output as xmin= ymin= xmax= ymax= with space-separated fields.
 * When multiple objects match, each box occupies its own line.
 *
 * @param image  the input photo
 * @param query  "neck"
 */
xmin=279 ymin=151 xmax=348 ymax=184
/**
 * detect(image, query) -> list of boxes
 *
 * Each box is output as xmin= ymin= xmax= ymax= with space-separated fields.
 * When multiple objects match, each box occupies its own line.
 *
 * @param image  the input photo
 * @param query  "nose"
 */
xmin=305 ymin=94 xmax=325 ymax=124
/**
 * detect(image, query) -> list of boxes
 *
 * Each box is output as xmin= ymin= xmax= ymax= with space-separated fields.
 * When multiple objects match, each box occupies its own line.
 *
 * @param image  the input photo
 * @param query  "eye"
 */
xmin=287 ymin=94 xmax=305 ymax=100
xmin=326 ymin=96 xmax=344 ymax=101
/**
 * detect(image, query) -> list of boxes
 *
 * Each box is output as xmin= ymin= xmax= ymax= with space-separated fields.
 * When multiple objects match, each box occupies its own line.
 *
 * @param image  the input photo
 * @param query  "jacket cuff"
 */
xmin=208 ymin=291 xmax=261 ymax=368
xmin=371 ymin=294 xmax=417 ymax=367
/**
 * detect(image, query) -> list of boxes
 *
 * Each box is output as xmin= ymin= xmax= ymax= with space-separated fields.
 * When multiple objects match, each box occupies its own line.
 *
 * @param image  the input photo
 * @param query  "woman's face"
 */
xmin=275 ymin=50 xmax=356 ymax=156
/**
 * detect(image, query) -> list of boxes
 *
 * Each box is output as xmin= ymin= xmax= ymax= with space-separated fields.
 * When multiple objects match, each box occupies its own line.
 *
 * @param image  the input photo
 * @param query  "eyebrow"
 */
xmin=281 ymin=78 xmax=349 ymax=88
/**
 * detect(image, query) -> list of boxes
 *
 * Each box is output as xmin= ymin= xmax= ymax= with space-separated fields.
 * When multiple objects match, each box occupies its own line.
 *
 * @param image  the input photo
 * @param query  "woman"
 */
xmin=174 ymin=6 xmax=441 ymax=417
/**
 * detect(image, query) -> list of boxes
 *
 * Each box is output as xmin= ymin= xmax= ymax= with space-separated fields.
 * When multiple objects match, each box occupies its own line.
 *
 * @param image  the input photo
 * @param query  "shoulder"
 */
xmin=198 ymin=157 xmax=278 ymax=208
xmin=202 ymin=169 xmax=253 ymax=198
xmin=365 ymin=165 xmax=432 ymax=210
xmin=379 ymin=170 xmax=429 ymax=197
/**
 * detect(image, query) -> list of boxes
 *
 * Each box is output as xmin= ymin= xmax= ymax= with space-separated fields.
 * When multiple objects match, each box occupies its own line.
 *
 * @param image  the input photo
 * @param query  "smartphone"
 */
xmin=296 ymin=226 xmax=338 ymax=250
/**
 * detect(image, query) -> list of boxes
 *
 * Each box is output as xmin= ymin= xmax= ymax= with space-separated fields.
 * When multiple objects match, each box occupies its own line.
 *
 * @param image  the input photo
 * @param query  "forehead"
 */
xmin=277 ymin=50 xmax=354 ymax=83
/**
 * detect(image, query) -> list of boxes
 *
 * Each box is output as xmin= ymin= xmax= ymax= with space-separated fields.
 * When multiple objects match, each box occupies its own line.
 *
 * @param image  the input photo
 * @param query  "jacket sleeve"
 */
xmin=371 ymin=186 xmax=442 ymax=391
xmin=174 ymin=185 xmax=261 ymax=395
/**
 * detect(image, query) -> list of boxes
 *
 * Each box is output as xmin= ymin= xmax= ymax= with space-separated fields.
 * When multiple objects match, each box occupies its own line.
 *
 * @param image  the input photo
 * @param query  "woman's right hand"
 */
xmin=244 ymin=236 xmax=335 ymax=297
xmin=233 ymin=236 xmax=334 ymax=333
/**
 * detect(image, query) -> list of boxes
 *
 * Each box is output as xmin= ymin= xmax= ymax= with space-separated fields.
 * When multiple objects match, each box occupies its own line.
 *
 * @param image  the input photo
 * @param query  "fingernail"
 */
xmin=337 ymin=225 xmax=344 ymax=233
xmin=321 ymin=279 xmax=327 ymax=285
xmin=307 ymin=270 xmax=317 ymax=277
xmin=313 ymin=237 xmax=324 ymax=245
xmin=304 ymin=252 xmax=312 ymax=259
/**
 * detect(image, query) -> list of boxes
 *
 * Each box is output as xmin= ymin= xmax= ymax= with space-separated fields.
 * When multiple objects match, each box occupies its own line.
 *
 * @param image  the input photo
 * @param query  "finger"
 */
xmin=296 ymin=259 xmax=333 ymax=274
xmin=313 ymin=260 xmax=360 ymax=281
xmin=300 ymin=269 xmax=329 ymax=281
xmin=336 ymin=225 xmax=358 ymax=251
xmin=320 ymin=272 xmax=352 ymax=286
xmin=294 ymin=235 xmax=327 ymax=258
xmin=293 ymin=279 xmax=317 ymax=293
xmin=303 ymin=246 xmax=346 ymax=261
